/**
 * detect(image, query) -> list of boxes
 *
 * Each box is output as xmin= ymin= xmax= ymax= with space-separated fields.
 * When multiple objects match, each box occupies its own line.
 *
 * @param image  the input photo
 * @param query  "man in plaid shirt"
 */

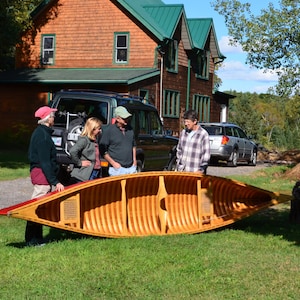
xmin=176 ymin=110 xmax=210 ymax=174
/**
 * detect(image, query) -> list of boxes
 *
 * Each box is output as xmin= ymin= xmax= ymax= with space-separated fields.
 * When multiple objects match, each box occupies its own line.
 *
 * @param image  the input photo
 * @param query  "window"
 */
xmin=42 ymin=35 xmax=55 ymax=65
xmin=139 ymin=89 xmax=149 ymax=103
xmin=163 ymin=90 xmax=180 ymax=117
xmin=149 ymin=111 xmax=163 ymax=135
xmin=192 ymin=95 xmax=210 ymax=122
xmin=114 ymin=33 xmax=129 ymax=63
xmin=166 ymin=40 xmax=178 ymax=72
xmin=138 ymin=110 xmax=150 ymax=134
xmin=196 ymin=50 xmax=209 ymax=79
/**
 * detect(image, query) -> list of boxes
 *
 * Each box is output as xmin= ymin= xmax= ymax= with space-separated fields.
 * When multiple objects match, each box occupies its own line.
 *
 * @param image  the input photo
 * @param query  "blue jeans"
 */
xmin=108 ymin=165 xmax=137 ymax=176
xmin=89 ymin=169 xmax=101 ymax=180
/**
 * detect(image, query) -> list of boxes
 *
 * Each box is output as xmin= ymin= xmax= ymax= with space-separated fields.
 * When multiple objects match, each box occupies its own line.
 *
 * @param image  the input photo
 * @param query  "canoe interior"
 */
xmin=5 ymin=172 xmax=292 ymax=237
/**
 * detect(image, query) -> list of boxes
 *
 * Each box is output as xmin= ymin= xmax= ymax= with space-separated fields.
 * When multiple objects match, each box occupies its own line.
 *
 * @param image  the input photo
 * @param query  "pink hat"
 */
xmin=34 ymin=106 xmax=57 ymax=119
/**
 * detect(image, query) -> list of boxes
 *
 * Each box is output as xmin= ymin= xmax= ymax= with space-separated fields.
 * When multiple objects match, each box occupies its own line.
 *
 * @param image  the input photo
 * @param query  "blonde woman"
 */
xmin=69 ymin=117 xmax=102 ymax=183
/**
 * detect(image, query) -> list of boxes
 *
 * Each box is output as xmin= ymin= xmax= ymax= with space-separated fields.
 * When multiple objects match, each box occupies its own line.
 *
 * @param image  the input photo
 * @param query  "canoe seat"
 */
xmin=59 ymin=193 xmax=81 ymax=228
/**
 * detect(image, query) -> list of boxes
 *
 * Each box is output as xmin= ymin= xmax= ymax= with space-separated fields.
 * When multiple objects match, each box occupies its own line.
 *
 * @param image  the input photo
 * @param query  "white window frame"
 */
xmin=114 ymin=33 xmax=129 ymax=64
xmin=42 ymin=35 xmax=55 ymax=65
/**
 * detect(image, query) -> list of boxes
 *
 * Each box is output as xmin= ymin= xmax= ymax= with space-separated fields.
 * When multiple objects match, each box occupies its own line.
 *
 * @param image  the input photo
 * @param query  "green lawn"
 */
xmin=1 ymin=204 xmax=299 ymax=299
xmin=0 ymin=150 xmax=29 ymax=180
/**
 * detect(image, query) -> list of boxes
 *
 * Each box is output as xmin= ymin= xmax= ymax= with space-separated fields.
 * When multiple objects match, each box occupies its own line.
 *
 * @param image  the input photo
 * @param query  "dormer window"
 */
xmin=196 ymin=50 xmax=209 ymax=79
xmin=166 ymin=39 xmax=178 ymax=73
xmin=42 ymin=35 xmax=55 ymax=65
xmin=114 ymin=33 xmax=129 ymax=64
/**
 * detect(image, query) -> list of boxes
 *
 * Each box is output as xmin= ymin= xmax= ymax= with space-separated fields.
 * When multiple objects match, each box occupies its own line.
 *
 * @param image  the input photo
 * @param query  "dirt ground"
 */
xmin=258 ymin=149 xmax=300 ymax=180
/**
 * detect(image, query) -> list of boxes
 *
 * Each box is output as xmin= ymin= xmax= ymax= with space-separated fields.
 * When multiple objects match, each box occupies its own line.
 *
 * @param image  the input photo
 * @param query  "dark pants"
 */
xmin=25 ymin=221 xmax=43 ymax=242
xmin=25 ymin=184 xmax=50 ymax=243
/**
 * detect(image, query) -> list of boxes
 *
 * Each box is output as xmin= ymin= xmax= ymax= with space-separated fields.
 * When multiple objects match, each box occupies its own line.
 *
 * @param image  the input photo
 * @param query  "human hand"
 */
xmin=81 ymin=160 xmax=92 ymax=167
xmin=113 ymin=162 xmax=121 ymax=169
xmin=55 ymin=182 xmax=64 ymax=192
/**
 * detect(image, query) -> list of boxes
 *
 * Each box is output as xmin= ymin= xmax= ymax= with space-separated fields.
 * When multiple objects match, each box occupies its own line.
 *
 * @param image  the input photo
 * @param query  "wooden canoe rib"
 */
xmin=0 ymin=172 xmax=292 ymax=238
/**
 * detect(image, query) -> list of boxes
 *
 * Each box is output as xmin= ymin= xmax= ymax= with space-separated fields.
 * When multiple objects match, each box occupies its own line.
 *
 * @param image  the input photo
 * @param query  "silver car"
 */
xmin=199 ymin=122 xmax=257 ymax=167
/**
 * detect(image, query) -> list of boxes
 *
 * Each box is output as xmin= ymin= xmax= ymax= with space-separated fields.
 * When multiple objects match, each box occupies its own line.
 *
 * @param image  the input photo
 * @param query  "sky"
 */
xmin=163 ymin=0 xmax=279 ymax=93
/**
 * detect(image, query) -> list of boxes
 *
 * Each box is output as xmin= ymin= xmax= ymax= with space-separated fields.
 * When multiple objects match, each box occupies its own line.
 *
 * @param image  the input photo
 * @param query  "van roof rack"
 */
xmin=60 ymin=89 xmax=144 ymax=101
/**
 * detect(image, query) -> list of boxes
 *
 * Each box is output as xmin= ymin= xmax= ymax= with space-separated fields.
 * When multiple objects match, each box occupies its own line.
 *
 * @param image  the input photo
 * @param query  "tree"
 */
xmin=211 ymin=0 xmax=300 ymax=96
xmin=0 ymin=0 xmax=40 ymax=70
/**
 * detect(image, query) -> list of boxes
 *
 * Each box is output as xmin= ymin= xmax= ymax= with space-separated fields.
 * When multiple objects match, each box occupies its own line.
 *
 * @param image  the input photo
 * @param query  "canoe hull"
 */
xmin=2 ymin=172 xmax=292 ymax=238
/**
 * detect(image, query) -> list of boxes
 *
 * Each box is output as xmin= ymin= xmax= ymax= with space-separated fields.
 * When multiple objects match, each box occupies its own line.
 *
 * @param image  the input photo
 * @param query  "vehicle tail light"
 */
xmin=221 ymin=135 xmax=230 ymax=145
xmin=101 ymin=161 xmax=109 ymax=168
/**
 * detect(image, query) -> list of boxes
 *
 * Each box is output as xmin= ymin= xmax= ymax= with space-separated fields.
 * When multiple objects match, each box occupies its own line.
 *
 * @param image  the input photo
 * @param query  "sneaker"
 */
xmin=26 ymin=238 xmax=46 ymax=247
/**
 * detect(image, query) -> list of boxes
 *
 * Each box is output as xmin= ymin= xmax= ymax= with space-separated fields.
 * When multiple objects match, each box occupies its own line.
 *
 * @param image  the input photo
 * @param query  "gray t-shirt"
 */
xmin=100 ymin=124 xmax=136 ymax=167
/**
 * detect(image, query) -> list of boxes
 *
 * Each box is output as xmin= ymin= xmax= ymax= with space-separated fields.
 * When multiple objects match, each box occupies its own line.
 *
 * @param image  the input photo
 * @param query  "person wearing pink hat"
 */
xmin=25 ymin=106 xmax=64 ymax=246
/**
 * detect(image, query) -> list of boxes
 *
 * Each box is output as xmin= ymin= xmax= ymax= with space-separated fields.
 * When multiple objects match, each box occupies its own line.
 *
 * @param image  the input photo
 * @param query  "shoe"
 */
xmin=26 ymin=238 xmax=46 ymax=247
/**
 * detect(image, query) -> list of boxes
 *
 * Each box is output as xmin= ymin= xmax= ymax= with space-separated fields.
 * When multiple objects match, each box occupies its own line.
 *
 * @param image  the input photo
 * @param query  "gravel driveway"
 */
xmin=0 ymin=163 xmax=268 ymax=210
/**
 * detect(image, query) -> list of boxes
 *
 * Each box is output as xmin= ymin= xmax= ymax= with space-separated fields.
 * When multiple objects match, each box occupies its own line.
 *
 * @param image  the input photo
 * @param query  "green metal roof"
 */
xmin=143 ymin=5 xmax=183 ymax=38
xmin=116 ymin=0 xmax=222 ymax=56
xmin=0 ymin=68 xmax=160 ymax=85
xmin=31 ymin=0 xmax=224 ymax=58
xmin=188 ymin=18 xmax=225 ymax=59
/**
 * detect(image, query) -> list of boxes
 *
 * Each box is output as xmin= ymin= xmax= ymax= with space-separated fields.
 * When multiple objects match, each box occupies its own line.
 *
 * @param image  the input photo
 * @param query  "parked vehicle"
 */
xmin=50 ymin=89 xmax=178 ymax=181
xmin=199 ymin=122 xmax=257 ymax=167
xmin=166 ymin=122 xmax=257 ymax=170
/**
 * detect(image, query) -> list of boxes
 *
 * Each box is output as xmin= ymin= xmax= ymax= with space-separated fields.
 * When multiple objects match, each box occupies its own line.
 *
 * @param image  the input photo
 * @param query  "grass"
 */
xmin=0 ymin=154 xmax=299 ymax=299
xmin=0 ymin=150 xmax=29 ymax=180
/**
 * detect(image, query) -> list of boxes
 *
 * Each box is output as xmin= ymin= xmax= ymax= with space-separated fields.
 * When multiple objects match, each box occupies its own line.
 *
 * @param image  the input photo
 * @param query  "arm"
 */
xmin=38 ymin=140 xmax=64 ymax=191
xmin=69 ymin=137 xmax=91 ymax=167
xmin=198 ymin=131 xmax=210 ymax=173
xmin=176 ymin=131 xmax=183 ymax=168
xmin=103 ymin=153 xmax=121 ymax=169
xmin=132 ymin=146 xmax=137 ymax=166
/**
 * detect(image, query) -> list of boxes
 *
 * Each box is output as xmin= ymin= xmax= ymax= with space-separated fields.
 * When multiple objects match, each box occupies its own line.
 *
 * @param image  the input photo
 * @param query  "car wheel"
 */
xmin=67 ymin=118 xmax=84 ymax=149
xmin=228 ymin=149 xmax=238 ymax=167
xmin=136 ymin=160 xmax=143 ymax=173
xmin=248 ymin=150 xmax=257 ymax=166
xmin=166 ymin=155 xmax=177 ymax=171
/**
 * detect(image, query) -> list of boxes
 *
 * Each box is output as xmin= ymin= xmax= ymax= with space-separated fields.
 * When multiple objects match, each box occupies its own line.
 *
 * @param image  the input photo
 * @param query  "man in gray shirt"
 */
xmin=100 ymin=106 xmax=137 ymax=176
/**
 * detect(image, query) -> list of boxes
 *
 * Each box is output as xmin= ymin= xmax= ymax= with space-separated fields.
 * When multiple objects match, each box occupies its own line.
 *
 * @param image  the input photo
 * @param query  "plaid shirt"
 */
xmin=176 ymin=126 xmax=210 ymax=172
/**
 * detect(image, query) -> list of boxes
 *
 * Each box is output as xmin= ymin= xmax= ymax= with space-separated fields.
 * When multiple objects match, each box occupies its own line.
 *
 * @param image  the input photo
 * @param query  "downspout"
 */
xmin=186 ymin=59 xmax=191 ymax=111
xmin=160 ymin=55 xmax=163 ymax=121
xmin=156 ymin=45 xmax=165 ymax=122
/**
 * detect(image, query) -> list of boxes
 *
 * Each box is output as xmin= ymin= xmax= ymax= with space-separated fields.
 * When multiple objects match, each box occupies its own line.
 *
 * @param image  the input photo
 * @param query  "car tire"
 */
xmin=166 ymin=155 xmax=177 ymax=171
xmin=228 ymin=149 xmax=238 ymax=167
xmin=248 ymin=150 xmax=257 ymax=166
xmin=136 ymin=160 xmax=143 ymax=173
xmin=67 ymin=118 xmax=84 ymax=149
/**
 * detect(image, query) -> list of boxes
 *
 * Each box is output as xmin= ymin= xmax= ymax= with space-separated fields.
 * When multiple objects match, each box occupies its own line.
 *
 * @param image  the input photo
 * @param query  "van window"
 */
xmin=139 ymin=110 xmax=150 ymax=134
xmin=55 ymin=98 xmax=109 ymax=124
xmin=150 ymin=111 xmax=162 ymax=135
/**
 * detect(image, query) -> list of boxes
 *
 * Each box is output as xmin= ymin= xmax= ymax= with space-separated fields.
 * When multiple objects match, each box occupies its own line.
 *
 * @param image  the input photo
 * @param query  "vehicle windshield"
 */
xmin=201 ymin=125 xmax=223 ymax=135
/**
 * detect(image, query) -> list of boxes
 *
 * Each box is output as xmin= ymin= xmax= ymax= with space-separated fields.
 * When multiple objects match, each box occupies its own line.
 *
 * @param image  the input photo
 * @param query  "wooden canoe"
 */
xmin=0 ymin=172 xmax=292 ymax=238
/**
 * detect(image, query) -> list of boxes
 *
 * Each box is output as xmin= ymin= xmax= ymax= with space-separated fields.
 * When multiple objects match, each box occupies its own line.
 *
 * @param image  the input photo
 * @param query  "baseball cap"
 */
xmin=34 ymin=106 xmax=57 ymax=119
xmin=114 ymin=106 xmax=132 ymax=119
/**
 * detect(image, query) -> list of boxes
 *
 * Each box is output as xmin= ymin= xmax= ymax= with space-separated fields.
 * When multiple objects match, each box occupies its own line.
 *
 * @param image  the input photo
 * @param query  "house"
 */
xmin=0 ymin=0 xmax=232 ymax=140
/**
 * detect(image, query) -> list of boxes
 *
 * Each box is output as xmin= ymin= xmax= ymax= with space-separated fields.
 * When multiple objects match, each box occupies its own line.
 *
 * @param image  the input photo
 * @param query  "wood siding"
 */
xmin=17 ymin=0 xmax=158 ymax=69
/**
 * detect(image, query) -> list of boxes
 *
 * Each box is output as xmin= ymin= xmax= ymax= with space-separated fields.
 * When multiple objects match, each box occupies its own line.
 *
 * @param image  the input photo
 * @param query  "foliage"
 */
xmin=0 ymin=123 xmax=31 ymax=151
xmin=211 ymin=0 xmax=300 ymax=96
xmin=228 ymin=91 xmax=300 ymax=150
xmin=0 ymin=0 xmax=40 ymax=70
